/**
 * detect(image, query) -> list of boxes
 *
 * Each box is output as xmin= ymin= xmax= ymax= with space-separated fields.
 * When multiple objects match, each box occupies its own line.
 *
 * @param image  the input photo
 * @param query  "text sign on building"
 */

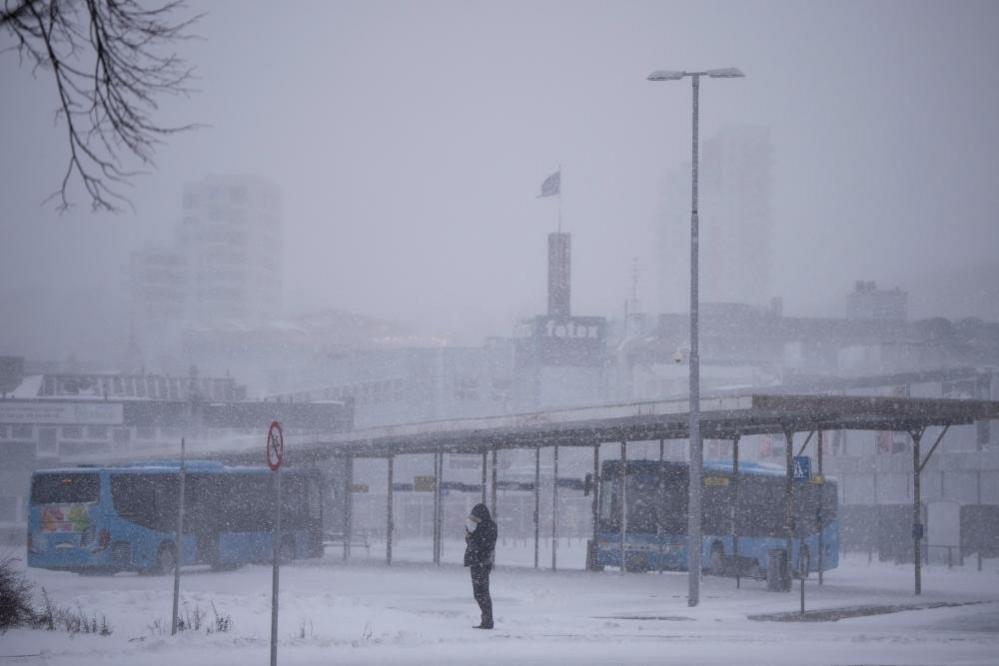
xmin=0 ymin=402 xmax=124 ymax=425
xmin=518 ymin=315 xmax=607 ymax=367
xmin=413 ymin=475 xmax=436 ymax=492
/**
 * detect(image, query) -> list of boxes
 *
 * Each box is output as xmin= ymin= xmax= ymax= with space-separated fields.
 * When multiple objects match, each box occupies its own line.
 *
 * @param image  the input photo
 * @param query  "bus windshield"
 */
xmin=30 ymin=472 xmax=99 ymax=504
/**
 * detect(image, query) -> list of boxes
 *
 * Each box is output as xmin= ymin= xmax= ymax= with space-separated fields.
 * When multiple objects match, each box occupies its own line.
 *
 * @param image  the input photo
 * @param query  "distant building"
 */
xmin=126 ymin=175 xmax=283 ymax=365
xmin=268 ymin=343 xmax=521 ymax=429
xmin=180 ymin=175 xmax=283 ymax=324
xmin=125 ymin=245 xmax=188 ymax=353
xmin=846 ymin=280 xmax=908 ymax=321
xmin=657 ymin=125 xmax=773 ymax=311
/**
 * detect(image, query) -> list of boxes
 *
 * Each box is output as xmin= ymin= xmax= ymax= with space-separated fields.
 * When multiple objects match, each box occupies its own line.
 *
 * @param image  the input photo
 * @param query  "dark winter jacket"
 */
xmin=464 ymin=503 xmax=497 ymax=568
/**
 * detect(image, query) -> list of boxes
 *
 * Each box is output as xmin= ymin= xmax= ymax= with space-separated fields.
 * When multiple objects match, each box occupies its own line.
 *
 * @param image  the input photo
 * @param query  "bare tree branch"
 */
xmin=2 ymin=0 xmax=202 ymax=212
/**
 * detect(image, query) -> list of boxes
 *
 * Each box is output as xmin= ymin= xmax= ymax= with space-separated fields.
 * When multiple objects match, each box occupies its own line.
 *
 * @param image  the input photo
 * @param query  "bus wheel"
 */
xmin=153 ymin=543 xmax=177 ymax=575
xmin=709 ymin=543 xmax=725 ymax=574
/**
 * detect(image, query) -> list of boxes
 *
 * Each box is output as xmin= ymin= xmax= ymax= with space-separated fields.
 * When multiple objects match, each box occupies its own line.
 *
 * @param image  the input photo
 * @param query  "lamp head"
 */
xmin=706 ymin=67 xmax=745 ymax=78
xmin=647 ymin=70 xmax=686 ymax=82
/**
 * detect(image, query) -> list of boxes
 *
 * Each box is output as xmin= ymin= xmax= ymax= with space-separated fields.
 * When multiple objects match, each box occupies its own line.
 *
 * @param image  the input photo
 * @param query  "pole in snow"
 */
xmin=266 ymin=421 xmax=284 ymax=666
xmin=170 ymin=437 xmax=186 ymax=636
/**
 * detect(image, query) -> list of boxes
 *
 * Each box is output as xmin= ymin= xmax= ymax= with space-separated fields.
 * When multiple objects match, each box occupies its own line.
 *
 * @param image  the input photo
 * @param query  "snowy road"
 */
xmin=3 ymin=544 xmax=998 ymax=665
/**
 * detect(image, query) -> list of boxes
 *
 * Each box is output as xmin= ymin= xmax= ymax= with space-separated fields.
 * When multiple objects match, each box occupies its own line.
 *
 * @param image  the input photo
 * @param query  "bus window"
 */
xmin=660 ymin=469 xmax=688 ymax=534
xmin=599 ymin=474 xmax=618 ymax=527
xmin=307 ymin=476 xmax=322 ymax=522
xmin=626 ymin=474 xmax=660 ymax=533
xmin=110 ymin=473 xmax=178 ymax=532
xmin=703 ymin=480 xmax=734 ymax=535
xmin=281 ymin=475 xmax=306 ymax=527
xmin=31 ymin=473 xmax=99 ymax=504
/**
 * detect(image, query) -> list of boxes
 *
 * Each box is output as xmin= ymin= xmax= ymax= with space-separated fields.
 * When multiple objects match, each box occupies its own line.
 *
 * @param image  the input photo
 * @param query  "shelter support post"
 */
xmin=912 ymin=427 xmax=925 ymax=595
xmin=491 ymin=448 xmax=498 ymax=519
xmin=732 ymin=435 xmax=740 ymax=588
xmin=978 ymin=469 xmax=983 ymax=572
xmin=535 ymin=446 xmax=541 ymax=569
xmin=658 ymin=439 xmax=665 ymax=574
xmin=433 ymin=451 xmax=443 ymax=565
xmin=784 ymin=426 xmax=795 ymax=590
xmin=481 ymin=451 xmax=487 ymax=505
xmin=817 ymin=431 xmax=824 ymax=586
xmin=387 ymin=455 xmax=394 ymax=566
xmin=440 ymin=451 xmax=446 ymax=563
xmin=620 ymin=440 xmax=627 ymax=574
xmin=344 ymin=456 xmax=354 ymax=562
xmin=590 ymin=443 xmax=599 ymax=572
xmin=552 ymin=444 xmax=559 ymax=570
xmin=910 ymin=425 xmax=950 ymax=590
xmin=431 ymin=452 xmax=437 ymax=564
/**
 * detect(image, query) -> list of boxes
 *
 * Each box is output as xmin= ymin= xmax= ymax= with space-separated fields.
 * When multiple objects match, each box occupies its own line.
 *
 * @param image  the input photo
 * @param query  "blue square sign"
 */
xmin=792 ymin=455 xmax=812 ymax=481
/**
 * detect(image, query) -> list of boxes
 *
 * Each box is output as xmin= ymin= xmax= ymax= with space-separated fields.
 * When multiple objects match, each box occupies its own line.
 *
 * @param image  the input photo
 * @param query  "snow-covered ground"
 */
xmin=3 ymin=541 xmax=998 ymax=665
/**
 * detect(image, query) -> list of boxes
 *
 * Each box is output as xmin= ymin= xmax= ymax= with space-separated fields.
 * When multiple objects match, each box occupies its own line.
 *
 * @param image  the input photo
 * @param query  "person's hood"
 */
xmin=470 ymin=503 xmax=492 ymax=522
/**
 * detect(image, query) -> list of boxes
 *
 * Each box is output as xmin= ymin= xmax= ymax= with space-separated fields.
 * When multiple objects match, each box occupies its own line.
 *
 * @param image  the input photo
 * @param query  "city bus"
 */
xmin=27 ymin=462 xmax=324 ymax=574
xmin=591 ymin=459 xmax=838 ymax=578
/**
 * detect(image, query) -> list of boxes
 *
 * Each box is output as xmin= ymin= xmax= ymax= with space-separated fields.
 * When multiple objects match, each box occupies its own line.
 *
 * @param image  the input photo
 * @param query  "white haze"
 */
xmin=2 ymin=0 xmax=998 ymax=360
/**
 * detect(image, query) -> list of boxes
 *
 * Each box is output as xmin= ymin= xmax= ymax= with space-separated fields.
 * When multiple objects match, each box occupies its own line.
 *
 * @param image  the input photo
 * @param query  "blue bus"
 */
xmin=27 ymin=462 xmax=324 ymax=574
xmin=591 ymin=459 xmax=838 ymax=578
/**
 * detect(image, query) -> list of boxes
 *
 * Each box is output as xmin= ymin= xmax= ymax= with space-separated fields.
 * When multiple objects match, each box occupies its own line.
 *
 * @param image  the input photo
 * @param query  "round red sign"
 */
xmin=266 ymin=420 xmax=284 ymax=471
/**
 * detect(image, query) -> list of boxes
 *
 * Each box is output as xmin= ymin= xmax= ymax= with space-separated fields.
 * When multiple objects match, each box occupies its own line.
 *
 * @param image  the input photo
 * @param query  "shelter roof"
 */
xmin=314 ymin=393 xmax=999 ymax=459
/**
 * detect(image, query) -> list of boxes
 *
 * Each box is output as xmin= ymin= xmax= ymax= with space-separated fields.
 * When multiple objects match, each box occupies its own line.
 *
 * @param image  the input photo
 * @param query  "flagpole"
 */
xmin=557 ymin=164 xmax=563 ymax=233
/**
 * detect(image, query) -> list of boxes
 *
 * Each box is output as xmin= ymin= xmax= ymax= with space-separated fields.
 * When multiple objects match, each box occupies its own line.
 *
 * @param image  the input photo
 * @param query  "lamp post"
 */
xmin=648 ymin=67 xmax=744 ymax=608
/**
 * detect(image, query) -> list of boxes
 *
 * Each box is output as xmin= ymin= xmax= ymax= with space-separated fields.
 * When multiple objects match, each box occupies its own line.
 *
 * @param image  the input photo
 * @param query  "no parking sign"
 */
xmin=266 ymin=420 xmax=283 ymax=471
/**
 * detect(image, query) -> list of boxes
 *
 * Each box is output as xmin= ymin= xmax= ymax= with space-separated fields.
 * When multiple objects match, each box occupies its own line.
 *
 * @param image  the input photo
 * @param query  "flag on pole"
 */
xmin=538 ymin=170 xmax=560 ymax=198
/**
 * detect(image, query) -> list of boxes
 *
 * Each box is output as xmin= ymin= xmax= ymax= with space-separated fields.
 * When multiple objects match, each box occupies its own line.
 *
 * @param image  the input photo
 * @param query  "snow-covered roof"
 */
xmin=10 ymin=374 xmax=43 ymax=398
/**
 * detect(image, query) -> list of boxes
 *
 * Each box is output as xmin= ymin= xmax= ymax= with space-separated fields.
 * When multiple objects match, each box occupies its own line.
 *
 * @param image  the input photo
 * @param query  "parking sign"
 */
xmin=792 ymin=455 xmax=811 ymax=481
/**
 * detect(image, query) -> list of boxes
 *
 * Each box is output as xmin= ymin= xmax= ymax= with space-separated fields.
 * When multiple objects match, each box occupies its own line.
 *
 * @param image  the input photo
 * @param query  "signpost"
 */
xmin=792 ymin=456 xmax=811 ymax=614
xmin=170 ymin=437 xmax=186 ymax=635
xmin=267 ymin=421 xmax=284 ymax=666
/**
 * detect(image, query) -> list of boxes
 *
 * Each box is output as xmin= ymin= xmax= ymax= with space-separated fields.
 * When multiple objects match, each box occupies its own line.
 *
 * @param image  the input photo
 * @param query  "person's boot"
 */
xmin=474 ymin=618 xmax=494 ymax=629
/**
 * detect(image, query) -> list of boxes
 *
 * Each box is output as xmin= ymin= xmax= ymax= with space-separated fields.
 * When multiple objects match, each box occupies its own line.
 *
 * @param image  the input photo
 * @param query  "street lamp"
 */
xmin=648 ymin=67 xmax=744 ymax=608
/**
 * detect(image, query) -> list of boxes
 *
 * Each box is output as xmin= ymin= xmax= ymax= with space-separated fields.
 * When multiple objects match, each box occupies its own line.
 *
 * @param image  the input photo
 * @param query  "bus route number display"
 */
xmin=266 ymin=421 xmax=284 ymax=471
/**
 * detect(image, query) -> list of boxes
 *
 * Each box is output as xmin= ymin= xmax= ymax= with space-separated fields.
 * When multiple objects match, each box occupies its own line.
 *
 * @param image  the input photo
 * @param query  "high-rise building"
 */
xmin=126 ymin=245 xmax=187 ymax=325
xmin=657 ymin=125 xmax=773 ymax=312
xmin=125 ymin=175 xmax=283 ymax=365
xmin=179 ymin=175 xmax=283 ymax=324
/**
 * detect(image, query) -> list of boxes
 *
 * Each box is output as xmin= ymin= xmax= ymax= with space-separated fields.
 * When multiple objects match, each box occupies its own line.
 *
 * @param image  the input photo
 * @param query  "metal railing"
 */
xmin=848 ymin=544 xmax=989 ymax=570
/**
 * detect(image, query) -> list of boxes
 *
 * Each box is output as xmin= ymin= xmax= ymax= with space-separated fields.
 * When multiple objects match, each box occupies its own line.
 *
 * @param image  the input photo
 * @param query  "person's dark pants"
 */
xmin=470 ymin=564 xmax=493 ymax=627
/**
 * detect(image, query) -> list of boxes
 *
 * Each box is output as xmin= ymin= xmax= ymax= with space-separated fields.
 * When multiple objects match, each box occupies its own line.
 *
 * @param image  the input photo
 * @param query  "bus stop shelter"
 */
xmin=271 ymin=393 xmax=999 ymax=604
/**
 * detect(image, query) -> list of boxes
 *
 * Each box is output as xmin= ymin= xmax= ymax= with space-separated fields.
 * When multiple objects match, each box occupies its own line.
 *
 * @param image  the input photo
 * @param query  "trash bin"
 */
xmin=586 ymin=539 xmax=604 ymax=571
xmin=767 ymin=548 xmax=790 ymax=592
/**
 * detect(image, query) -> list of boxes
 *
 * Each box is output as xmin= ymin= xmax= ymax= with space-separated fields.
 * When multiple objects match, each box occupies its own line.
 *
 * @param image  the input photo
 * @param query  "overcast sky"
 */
xmin=2 ymin=0 xmax=998 ymax=360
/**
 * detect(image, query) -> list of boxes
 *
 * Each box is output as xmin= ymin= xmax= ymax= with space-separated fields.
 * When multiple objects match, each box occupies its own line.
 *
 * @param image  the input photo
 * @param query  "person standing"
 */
xmin=464 ymin=503 xmax=497 ymax=629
